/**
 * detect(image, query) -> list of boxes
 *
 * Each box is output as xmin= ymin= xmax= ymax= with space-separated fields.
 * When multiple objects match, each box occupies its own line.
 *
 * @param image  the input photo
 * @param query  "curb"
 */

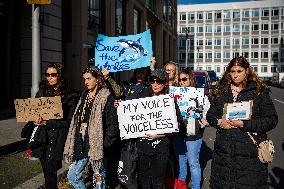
xmin=0 ymin=139 xmax=27 ymax=156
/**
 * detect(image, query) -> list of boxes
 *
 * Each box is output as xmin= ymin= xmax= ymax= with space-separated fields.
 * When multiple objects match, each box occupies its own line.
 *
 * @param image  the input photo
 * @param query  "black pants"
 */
xmin=40 ymin=157 xmax=61 ymax=189
xmin=138 ymin=152 xmax=169 ymax=189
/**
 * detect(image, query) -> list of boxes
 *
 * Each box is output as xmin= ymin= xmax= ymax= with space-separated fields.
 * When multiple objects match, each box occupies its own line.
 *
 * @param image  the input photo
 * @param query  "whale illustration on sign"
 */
xmin=117 ymin=38 xmax=148 ymax=63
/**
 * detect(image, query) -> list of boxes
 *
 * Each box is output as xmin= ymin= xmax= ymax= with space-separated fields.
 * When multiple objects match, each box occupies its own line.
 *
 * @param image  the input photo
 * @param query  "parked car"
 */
xmin=280 ymin=77 xmax=284 ymax=88
xmin=207 ymin=70 xmax=218 ymax=86
xmin=193 ymin=70 xmax=212 ymax=98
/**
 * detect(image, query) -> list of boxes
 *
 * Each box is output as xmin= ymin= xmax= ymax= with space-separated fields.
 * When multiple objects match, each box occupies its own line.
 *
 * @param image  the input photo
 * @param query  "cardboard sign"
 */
xmin=14 ymin=96 xmax=63 ymax=122
xmin=95 ymin=29 xmax=153 ymax=72
xmin=224 ymin=100 xmax=253 ymax=120
xmin=117 ymin=95 xmax=179 ymax=139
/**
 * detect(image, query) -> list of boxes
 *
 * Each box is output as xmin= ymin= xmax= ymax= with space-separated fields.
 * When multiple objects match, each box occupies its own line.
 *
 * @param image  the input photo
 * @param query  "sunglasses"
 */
xmin=149 ymin=77 xmax=165 ymax=85
xmin=178 ymin=77 xmax=189 ymax=82
xmin=45 ymin=73 xmax=58 ymax=77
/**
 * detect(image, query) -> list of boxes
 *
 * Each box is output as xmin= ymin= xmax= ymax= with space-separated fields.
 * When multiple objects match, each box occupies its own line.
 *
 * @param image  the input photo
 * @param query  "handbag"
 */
xmin=247 ymin=132 xmax=275 ymax=163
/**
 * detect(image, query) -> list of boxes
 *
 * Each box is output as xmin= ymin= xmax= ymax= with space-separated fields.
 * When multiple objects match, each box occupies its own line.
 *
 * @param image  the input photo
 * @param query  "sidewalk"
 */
xmin=0 ymin=117 xmax=69 ymax=188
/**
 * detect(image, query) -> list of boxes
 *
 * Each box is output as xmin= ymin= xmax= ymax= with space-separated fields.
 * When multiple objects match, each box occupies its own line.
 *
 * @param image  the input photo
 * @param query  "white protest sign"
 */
xmin=224 ymin=100 xmax=253 ymax=120
xmin=117 ymin=94 xmax=179 ymax=140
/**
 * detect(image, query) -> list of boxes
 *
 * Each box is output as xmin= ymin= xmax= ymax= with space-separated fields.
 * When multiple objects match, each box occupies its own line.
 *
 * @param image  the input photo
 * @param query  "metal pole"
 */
xmin=31 ymin=4 xmax=41 ymax=97
xmin=185 ymin=38 xmax=188 ymax=69
xmin=197 ymin=47 xmax=200 ymax=70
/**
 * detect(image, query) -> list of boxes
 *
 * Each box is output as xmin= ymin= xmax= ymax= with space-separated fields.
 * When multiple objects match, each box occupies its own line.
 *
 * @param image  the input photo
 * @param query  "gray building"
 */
xmin=0 ymin=0 xmax=177 ymax=110
xmin=177 ymin=0 xmax=284 ymax=78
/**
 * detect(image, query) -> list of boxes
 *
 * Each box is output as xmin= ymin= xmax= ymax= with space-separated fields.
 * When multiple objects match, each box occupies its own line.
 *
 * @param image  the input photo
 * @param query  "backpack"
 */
xmin=124 ymin=83 xmax=147 ymax=100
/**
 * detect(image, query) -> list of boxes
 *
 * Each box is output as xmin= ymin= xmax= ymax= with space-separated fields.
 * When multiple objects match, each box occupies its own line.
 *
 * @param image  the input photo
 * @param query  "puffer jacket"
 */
xmin=207 ymin=80 xmax=278 ymax=189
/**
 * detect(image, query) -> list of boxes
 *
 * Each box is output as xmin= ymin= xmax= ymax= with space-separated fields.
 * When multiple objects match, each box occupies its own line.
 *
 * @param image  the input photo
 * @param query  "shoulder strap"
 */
xmin=247 ymin=132 xmax=257 ymax=145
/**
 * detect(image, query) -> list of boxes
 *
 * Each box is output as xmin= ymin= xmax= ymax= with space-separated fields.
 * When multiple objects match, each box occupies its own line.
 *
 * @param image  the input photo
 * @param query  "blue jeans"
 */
xmin=174 ymin=138 xmax=202 ymax=189
xmin=67 ymin=158 xmax=106 ymax=189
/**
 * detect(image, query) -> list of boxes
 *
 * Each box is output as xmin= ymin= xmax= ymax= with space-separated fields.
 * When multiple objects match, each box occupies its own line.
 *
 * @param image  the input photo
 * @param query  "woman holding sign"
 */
xmin=64 ymin=67 xmax=120 ymax=189
xmin=174 ymin=68 xmax=210 ymax=189
xmin=27 ymin=63 xmax=79 ymax=189
xmin=207 ymin=56 xmax=278 ymax=189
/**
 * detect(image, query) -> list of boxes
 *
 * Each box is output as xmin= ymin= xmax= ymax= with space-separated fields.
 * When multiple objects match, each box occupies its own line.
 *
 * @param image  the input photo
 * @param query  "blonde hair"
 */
xmin=164 ymin=61 xmax=179 ymax=84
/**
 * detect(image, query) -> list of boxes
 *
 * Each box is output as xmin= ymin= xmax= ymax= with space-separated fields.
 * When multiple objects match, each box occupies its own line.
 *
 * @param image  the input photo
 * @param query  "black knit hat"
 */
xmin=150 ymin=69 xmax=168 ymax=81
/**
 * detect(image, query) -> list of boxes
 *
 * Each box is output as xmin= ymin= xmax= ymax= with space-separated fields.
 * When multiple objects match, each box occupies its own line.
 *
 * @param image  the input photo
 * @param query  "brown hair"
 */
xmin=82 ymin=67 xmax=106 ymax=88
xmin=179 ymin=68 xmax=197 ymax=87
xmin=214 ymin=56 xmax=267 ymax=97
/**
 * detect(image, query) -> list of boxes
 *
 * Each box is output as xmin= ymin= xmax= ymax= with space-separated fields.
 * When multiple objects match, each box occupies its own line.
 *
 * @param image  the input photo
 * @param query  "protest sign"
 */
xmin=169 ymin=86 xmax=205 ymax=118
xmin=14 ymin=96 xmax=63 ymax=122
xmin=169 ymin=87 xmax=205 ymax=136
xmin=117 ymin=94 xmax=179 ymax=139
xmin=95 ymin=29 xmax=153 ymax=72
xmin=224 ymin=100 xmax=253 ymax=120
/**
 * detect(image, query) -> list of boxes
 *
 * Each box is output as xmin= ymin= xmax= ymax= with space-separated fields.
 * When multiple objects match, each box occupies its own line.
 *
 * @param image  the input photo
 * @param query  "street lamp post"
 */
xmin=197 ymin=46 xmax=200 ymax=70
xmin=185 ymin=29 xmax=189 ymax=69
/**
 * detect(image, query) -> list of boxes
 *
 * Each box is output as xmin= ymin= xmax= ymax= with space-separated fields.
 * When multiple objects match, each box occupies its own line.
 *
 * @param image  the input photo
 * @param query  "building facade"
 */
xmin=177 ymin=0 xmax=284 ymax=78
xmin=0 ymin=0 xmax=177 ymax=110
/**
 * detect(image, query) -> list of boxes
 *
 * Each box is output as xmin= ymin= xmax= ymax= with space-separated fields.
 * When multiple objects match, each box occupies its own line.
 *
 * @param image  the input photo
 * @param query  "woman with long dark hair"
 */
xmin=207 ymin=56 xmax=278 ymax=188
xmin=31 ymin=63 xmax=78 ymax=189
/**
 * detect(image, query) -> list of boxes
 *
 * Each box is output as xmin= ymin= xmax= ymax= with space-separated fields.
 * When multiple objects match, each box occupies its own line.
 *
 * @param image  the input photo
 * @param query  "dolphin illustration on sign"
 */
xmin=117 ymin=38 xmax=148 ymax=64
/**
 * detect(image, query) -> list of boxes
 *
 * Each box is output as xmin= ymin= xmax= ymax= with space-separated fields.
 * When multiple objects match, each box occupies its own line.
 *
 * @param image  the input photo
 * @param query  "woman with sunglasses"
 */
xmin=64 ymin=67 xmax=120 ymax=189
xmin=174 ymin=68 xmax=210 ymax=189
xmin=135 ymin=69 xmax=183 ymax=189
xmin=29 ymin=63 xmax=79 ymax=189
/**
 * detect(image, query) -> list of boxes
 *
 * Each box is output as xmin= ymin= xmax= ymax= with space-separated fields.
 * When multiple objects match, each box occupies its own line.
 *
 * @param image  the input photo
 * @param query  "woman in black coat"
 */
xmin=207 ymin=56 xmax=278 ymax=189
xmin=31 ymin=63 xmax=78 ymax=189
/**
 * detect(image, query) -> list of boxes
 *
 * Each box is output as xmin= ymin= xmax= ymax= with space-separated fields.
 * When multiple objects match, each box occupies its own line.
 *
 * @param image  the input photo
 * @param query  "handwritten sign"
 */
xmin=117 ymin=95 xmax=179 ymax=139
xmin=14 ymin=96 xmax=63 ymax=122
xmin=95 ymin=29 xmax=153 ymax=72
xmin=224 ymin=100 xmax=253 ymax=120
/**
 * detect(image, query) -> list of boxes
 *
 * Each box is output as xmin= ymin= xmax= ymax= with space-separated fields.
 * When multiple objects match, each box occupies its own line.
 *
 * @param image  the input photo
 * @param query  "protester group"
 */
xmin=20 ymin=31 xmax=278 ymax=189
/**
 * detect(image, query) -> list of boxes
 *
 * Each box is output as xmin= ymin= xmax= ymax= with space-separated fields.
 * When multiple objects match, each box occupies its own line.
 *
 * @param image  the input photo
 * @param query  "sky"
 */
xmin=177 ymin=0 xmax=257 ymax=4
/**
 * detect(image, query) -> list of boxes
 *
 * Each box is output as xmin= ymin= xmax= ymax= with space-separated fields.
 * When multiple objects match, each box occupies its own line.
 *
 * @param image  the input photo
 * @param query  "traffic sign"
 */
xmin=27 ymin=0 xmax=51 ymax=4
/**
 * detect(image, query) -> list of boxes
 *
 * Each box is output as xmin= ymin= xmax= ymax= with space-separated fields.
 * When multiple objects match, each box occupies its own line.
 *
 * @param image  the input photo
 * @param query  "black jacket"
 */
xmin=31 ymin=87 xmax=79 ymax=160
xmin=207 ymin=80 xmax=278 ymax=189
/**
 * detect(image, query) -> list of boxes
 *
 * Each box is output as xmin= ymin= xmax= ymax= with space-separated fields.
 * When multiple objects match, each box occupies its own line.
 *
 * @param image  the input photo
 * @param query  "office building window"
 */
xmin=261 ymin=24 xmax=269 ymax=31
xmin=233 ymin=38 xmax=240 ymax=45
xmin=197 ymin=26 xmax=203 ymax=33
xmin=272 ymin=9 xmax=279 ymax=16
xmin=272 ymin=23 xmax=279 ymax=30
xmin=180 ymin=13 xmax=186 ymax=20
xmin=206 ymin=66 xmax=212 ymax=70
xmin=133 ymin=9 xmax=141 ymax=34
xmin=261 ymin=52 xmax=268 ymax=58
xmin=198 ymin=52 xmax=203 ymax=58
xmin=252 ymin=24 xmax=259 ymax=31
xmin=197 ymin=12 xmax=203 ymax=20
xmin=206 ymin=25 xmax=212 ymax=33
xmin=281 ymin=65 xmax=284 ymax=72
xmin=214 ymin=38 xmax=221 ymax=46
xmin=206 ymin=12 xmax=212 ymax=20
xmin=251 ymin=38 xmax=259 ymax=45
xmin=242 ymin=24 xmax=249 ymax=32
xmin=189 ymin=13 xmax=195 ymax=20
xmin=272 ymin=51 xmax=279 ymax=60
xmin=271 ymin=37 xmax=279 ymax=44
xmin=261 ymin=65 xmax=268 ymax=73
xmin=242 ymin=10 xmax=249 ymax=18
xmin=224 ymin=25 xmax=231 ymax=32
xmin=252 ymin=66 xmax=258 ymax=73
xmin=223 ymin=51 xmax=231 ymax=59
xmin=181 ymin=27 xmax=187 ymax=33
xmin=215 ymin=66 xmax=221 ymax=73
xmin=224 ymin=38 xmax=230 ymax=46
xmin=180 ymin=52 xmax=186 ymax=60
xmin=215 ymin=25 xmax=221 ymax=33
xmin=88 ymin=0 xmax=102 ymax=32
xmin=223 ymin=11 xmax=230 ymax=19
xmin=262 ymin=9 xmax=269 ymax=17
xmin=206 ymin=52 xmax=212 ymax=59
xmin=215 ymin=12 xmax=222 ymax=19
xmin=215 ymin=52 xmax=221 ymax=59
xmin=233 ymin=11 xmax=240 ymax=18
xmin=180 ymin=39 xmax=186 ymax=47
xmin=242 ymin=52 xmax=249 ymax=58
xmin=188 ymin=26 xmax=195 ymax=33
xmin=261 ymin=38 xmax=269 ymax=44
xmin=206 ymin=39 xmax=212 ymax=46
xmin=190 ymin=52 xmax=194 ymax=59
xmin=251 ymin=51 xmax=258 ymax=59
xmin=282 ymin=22 xmax=284 ymax=30
xmin=233 ymin=52 xmax=239 ymax=58
xmin=115 ymin=0 xmax=125 ymax=35
xmin=271 ymin=66 xmax=278 ymax=73
xmin=233 ymin=24 xmax=240 ymax=32
xmin=252 ymin=9 xmax=259 ymax=17
xmin=197 ymin=39 xmax=203 ymax=46
xmin=242 ymin=38 xmax=249 ymax=45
